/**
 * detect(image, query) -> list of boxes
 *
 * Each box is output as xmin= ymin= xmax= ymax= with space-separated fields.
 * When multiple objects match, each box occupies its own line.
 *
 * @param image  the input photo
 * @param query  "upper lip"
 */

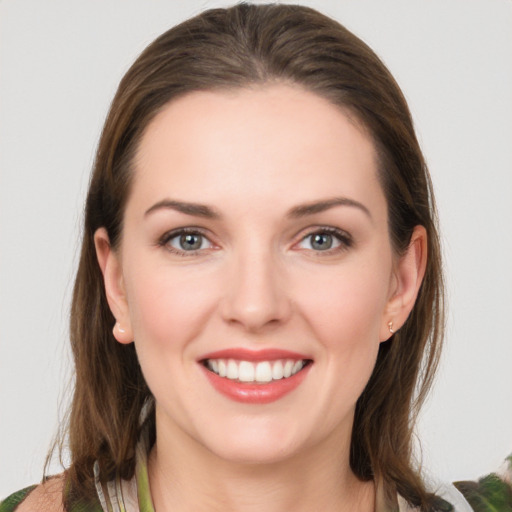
xmin=199 ymin=348 xmax=312 ymax=362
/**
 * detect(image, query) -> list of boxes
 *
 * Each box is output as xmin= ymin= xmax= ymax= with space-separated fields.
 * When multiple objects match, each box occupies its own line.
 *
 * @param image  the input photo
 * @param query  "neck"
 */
xmin=148 ymin=414 xmax=374 ymax=512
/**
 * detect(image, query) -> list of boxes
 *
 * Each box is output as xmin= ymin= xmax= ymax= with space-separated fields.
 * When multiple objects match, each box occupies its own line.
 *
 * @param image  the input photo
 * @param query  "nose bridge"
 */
xmin=221 ymin=236 xmax=290 ymax=331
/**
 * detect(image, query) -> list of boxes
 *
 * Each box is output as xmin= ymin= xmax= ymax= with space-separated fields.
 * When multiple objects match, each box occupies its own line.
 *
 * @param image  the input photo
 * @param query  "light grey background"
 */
xmin=1 ymin=0 xmax=511 ymax=499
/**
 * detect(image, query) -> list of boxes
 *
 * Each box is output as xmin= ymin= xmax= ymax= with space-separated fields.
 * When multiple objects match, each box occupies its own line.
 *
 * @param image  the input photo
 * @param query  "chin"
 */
xmin=193 ymin=415 xmax=316 ymax=466
xmin=208 ymin=438 xmax=302 ymax=466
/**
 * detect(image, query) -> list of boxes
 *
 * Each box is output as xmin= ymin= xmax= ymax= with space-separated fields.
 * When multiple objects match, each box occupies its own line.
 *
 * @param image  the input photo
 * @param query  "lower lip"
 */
xmin=201 ymin=363 xmax=311 ymax=404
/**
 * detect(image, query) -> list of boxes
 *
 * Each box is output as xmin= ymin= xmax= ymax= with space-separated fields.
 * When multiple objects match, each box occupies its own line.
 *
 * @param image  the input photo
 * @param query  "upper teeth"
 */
xmin=206 ymin=359 xmax=306 ymax=383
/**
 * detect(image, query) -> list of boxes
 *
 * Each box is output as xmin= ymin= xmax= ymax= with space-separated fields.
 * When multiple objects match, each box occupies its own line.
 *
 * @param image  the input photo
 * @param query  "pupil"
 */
xmin=180 ymin=234 xmax=202 ymax=250
xmin=312 ymin=233 xmax=332 ymax=250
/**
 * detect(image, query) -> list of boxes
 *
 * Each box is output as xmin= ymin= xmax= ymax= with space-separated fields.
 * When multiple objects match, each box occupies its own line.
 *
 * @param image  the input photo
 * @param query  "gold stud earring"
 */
xmin=388 ymin=321 xmax=395 ymax=334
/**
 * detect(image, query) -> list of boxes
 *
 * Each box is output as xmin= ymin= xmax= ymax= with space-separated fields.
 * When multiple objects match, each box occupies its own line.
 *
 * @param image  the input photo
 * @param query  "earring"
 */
xmin=112 ymin=321 xmax=133 ymax=345
xmin=114 ymin=322 xmax=126 ymax=335
xmin=388 ymin=321 xmax=395 ymax=334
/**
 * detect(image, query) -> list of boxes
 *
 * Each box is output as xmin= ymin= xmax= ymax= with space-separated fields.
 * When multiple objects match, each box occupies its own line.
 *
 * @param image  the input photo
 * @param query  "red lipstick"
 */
xmin=200 ymin=348 xmax=310 ymax=362
xmin=199 ymin=348 xmax=312 ymax=404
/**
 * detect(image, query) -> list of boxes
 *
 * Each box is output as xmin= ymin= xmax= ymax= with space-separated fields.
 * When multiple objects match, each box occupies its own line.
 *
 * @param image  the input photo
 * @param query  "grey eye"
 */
xmin=310 ymin=233 xmax=334 ymax=250
xmin=182 ymin=234 xmax=202 ymax=250
xmin=297 ymin=230 xmax=349 ymax=252
xmin=299 ymin=232 xmax=340 ymax=251
xmin=169 ymin=233 xmax=209 ymax=251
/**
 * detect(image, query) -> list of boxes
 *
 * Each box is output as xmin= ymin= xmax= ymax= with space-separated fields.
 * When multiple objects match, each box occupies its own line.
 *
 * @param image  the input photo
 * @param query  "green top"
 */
xmin=0 ymin=487 xmax=37 ymax=512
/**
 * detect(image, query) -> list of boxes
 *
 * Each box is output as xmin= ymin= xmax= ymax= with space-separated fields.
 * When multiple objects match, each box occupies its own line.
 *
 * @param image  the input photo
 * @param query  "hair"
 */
xmin=57 ymin=3 xmax=445 ymax=510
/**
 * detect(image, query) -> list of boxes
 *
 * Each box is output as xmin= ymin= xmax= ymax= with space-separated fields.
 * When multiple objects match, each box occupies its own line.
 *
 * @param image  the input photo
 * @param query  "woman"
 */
xmin=1 ymin=3 xmax=509 ymax=512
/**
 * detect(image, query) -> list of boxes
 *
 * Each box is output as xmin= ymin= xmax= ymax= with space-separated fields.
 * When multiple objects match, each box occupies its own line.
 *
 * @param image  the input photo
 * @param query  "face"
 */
xmin=97 ymin=85 xmax=424 ymax=466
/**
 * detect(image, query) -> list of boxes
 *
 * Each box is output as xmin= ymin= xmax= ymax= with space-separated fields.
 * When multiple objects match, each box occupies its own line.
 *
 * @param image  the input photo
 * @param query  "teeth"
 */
xmin=272 ymin=361 xmax=284 ymax=380
xmin=292 ymin=360 xmax=303 ymax=374
xmin=227 ymin=360 xmax=238 ymax=379
xmin=238 ymin=361 xmax=255 ymax=382
xmin=283 ymin=360 xmax=294 ymax=378
xmin=255 ymin=361 xmax=272 ymax=383
xmin=205 ymin=358 xmax=307 ymax=383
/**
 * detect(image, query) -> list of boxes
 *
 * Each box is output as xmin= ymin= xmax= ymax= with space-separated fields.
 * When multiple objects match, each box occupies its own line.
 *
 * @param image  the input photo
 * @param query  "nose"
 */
xmin=219 ymin=246 xmax=292 ymax=333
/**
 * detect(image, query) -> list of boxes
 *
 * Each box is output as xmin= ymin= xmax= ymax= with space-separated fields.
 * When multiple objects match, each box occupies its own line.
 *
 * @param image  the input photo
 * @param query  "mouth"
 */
xmin=198 ymin=349 xmax=313 ymax=404
xmin=202 ymin=358 xmax=312 ymax=384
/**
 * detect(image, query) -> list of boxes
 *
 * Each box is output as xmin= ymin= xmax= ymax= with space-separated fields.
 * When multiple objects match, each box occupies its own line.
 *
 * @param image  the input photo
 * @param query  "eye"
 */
xmin=297 ymin=228 xmax=352 ymax=253
xmin=160 ymin=229 xmax=214 ymax=255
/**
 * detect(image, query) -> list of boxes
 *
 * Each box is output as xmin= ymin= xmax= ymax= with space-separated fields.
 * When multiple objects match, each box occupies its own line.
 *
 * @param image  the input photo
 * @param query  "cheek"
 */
xmin=281 ymin=255 xmax=393 ymax=431
xmin=123 ymin=259 xmax=220 ymax=350
xmin=299 ymin=260 xmax=391 ymax=340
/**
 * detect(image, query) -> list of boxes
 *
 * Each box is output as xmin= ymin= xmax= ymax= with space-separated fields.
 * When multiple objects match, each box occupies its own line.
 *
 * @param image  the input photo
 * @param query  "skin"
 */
xmin=95 ymin=84 xmax=426 ymax=512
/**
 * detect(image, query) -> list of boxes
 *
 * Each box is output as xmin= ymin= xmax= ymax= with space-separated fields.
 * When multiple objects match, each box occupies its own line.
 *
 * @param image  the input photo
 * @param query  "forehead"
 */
xmin=130 ymin=84 xmax=384 ymax=218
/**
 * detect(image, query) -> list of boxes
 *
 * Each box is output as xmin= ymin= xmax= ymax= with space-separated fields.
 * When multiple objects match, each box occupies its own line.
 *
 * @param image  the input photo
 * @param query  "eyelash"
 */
xmin=157 ymin=226 xmax=353 ymax=257
xmin=297 ymin=227 xmax=353 ymax=255
xmin=158 ymin=227 xmax=214 ymax=257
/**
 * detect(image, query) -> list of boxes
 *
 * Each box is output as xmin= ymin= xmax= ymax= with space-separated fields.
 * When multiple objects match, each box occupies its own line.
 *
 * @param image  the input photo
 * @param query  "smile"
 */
xmin=199 ymin=349 xmax=313 ymax=404
xmin=203 ymin=358 xmax=309 ymax=384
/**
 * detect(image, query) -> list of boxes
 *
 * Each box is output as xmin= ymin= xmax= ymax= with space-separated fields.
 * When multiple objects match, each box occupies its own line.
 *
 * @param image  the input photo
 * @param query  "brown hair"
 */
xmin=60 ymin=3 xmax=444 ymax=509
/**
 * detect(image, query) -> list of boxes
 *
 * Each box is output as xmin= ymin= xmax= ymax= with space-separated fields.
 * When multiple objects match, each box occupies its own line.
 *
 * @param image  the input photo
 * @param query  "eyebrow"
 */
xmin=144 ymin=196 xmax=371 ymax=221
xmin=145 ymin=199 xmax=221 ymax=219
xmin=287 ymin=197 xmax=372 ymax=220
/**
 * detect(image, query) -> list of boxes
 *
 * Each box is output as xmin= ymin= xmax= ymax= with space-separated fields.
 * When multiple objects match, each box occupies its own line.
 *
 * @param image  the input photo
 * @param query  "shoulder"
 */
xmin=0 ymin=476 xmax=65 ymax=512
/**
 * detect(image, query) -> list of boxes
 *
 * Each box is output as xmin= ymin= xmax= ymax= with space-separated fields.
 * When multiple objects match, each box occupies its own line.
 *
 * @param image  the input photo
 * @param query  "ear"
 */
xmin=94 ymin=227 xmax=134 ymax=344
xmin=380 ymin=225 xmax=427 ymax=341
